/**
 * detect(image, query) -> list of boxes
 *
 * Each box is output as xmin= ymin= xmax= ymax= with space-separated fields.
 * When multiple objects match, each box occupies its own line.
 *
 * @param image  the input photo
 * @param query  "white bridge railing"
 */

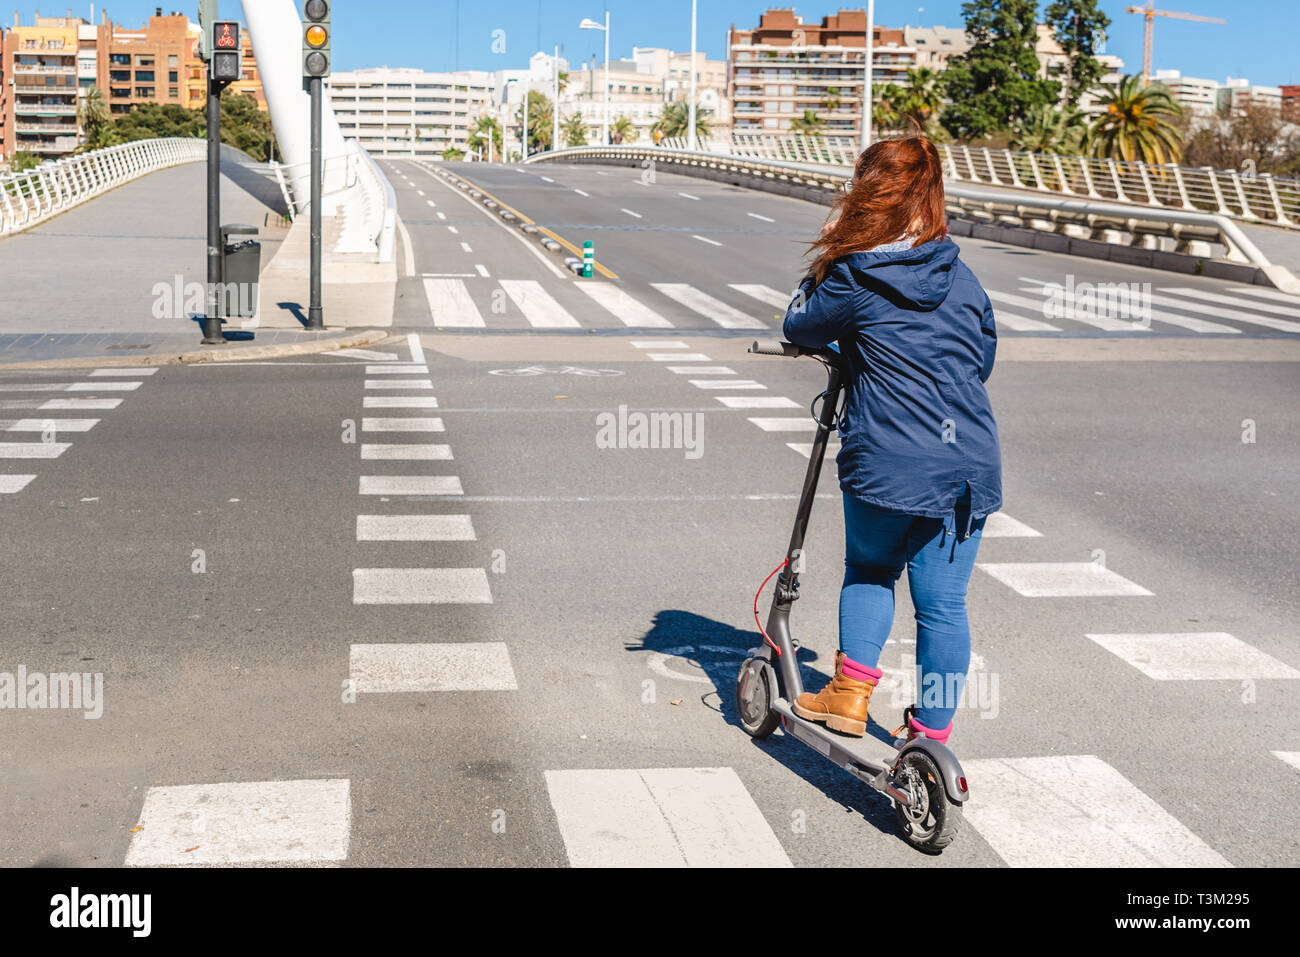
xmin=653 ymin=134 xmax=1300 ymax=230
xmin=0 ymin=137 xmax=206 ymax=238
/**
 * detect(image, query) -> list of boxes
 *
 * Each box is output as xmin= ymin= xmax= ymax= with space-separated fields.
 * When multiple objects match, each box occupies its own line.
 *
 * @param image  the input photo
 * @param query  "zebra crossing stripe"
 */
xmin=1017 ymin=277 xmax=1246 ymax=334
xmin=728 ymin=284 xmax=793 ymax=308
xmin=961 ymin=755 xmax=1230 ymax=868
xmin=1145 ymin=289 xmax=1300 ymax=334
xmin=364 ymin=396 xmax=439 ymax=409
xmin=1273 ymin=752 xmax=1300 ymax=772
xmin=544 ymin=767 xmax=792 ymax=868
xmin=124 ymin=779 xmax=351 ymax=867
xmin=356 ymin=514 xmax=476 ymax=541
xmin=1085 ymin=632 xmax=1300 ymax=680
xmin=361 ymin=417 xmax=445 ymax=432
xmin=364 ymin=379 xmax=433 ymax=390
xmin=988 ymin=290 xmax=1142 ymax=333
xmin=977 ymin=562 xmax=1153 ymax=597
xmin=981 ymin=513 xmax=1043 ymax=538
xmin=668 ymin=366 xmax=734 ymax=375
xmin=423 ymin=278 xmax=486 ymax=328
xmin=352 ymin=568 xmax=493 ymax=604
xmin=716 ymin=396 xmax=800 ymax=409
xmin=748 ymin=417 xmax=813 ymax=431
xmin=1236 ymin=286 xmax=1300 ymax=306
xmin=360 ymin=444 xmax=453 ymax=460
xmin=359 ymin=475 xmax=463 ymax=495
xmin=576 ymin=284 xmax=674 ymax=327
xmin=40 ymin=398 xmax=123 ymax=410
xmin=787 ymin=441 xmax=839 ymax=458
xmin=366 ymin=365 xmax=429 ymax=374
xmin=0 ymin=475 xmax=36 ymax=493
xmin=991 ymin=311 xmax=1062 ymax=333
xmin=0 ymin=442 xmax=70 ymax=458
xmin=66 ymin=381 xmax=141 ymax=391
xmin=689 ymin=379 xmax=765 ymax=389
xmin=4 ymin=419 xmax=98 ymax=432
xmin=632 ymin=340 xmax=688 ymax=349
xmin=648 ymin=353 xmax=712 ymax=362
xmin=651 ymin=283 xmax=767 ymax=329
xmin=89 ymin=368 xmax=157 ymax=376
xmin=349 ymin=642 xmax=516 ymax=692
xmin=1160 ymin=286 xmax=1300 ymax=318
xmin=500 ymin=280 xmax=581 ymax=328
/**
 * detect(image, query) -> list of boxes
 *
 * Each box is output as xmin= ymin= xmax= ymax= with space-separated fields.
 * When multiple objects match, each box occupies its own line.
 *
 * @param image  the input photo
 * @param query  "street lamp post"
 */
xmin=861 ymin=0 xmax=874 ymax=151
xmin=688 ymin=0 xmax=698 ymax=151
xmin=580 ymin=12 xmax=610 ymax=145
xmin=553 ymin=45 xmax=560 ymax=152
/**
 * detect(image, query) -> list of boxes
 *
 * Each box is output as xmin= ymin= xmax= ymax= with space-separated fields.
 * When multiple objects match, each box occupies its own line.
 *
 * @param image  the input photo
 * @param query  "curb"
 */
xmin=0 ymin=329 xmax=392 ymax=372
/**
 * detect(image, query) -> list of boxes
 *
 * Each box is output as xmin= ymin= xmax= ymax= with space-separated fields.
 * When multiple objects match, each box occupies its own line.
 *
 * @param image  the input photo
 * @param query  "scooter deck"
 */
xmin=771 ymin=697 xmax=900 ymax=777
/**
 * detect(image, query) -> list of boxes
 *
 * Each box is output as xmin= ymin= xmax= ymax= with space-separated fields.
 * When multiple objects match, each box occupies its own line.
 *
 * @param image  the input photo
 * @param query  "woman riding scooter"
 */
xmin=782 ymin=136 xmax=1002 ymax=745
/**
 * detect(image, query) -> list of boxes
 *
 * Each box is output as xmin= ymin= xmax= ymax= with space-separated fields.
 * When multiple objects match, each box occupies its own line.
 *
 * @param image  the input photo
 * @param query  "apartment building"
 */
xmin=562 ymin=58 xmax=666 ymax=144
xmin=1151 ymin=70 xmax=1220 ymax=114
xmin=728 ymin=9 xmax=916 ymax=137
xmin=1217 ymin=77 xmax=1283 ymax=113
xmin=1 ymin=9 xmax=265 ymax=162
xmin=903 ymin=25 xmax=969 ymax=71
xmin=632 ymin=46 xmax=731 ymax=136
xmin=327 ymin=67 xmax=496 ymax=158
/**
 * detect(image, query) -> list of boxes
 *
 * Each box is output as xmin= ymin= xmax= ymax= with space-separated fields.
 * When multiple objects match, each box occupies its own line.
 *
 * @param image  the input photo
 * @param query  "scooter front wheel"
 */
xmin=735 ymin=657 xmax=780 ymax=739
xmin=892 ymin=749 xmax=963 ymax=853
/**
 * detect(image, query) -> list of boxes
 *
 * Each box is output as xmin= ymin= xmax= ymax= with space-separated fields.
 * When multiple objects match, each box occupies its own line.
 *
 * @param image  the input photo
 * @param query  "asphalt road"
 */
xmin=2 ymin=159 xmax=1298 ymax=868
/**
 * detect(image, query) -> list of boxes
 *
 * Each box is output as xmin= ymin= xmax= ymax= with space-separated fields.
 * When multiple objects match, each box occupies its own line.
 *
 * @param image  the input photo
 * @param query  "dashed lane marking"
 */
xmin=1085 ymin=632 xmax=1300 ymax=681
xmin=977 ymin=562 xmax=1153 ymax=597
xmin=356 ymin=514 xmax=476 ymax=541
xmin=359 ymin=475 xmax=463 ymax=496
xmin=349 ymin=642 xmax=516 ymax=692
xmin=352 ymin=568 xmax=493 ymax=604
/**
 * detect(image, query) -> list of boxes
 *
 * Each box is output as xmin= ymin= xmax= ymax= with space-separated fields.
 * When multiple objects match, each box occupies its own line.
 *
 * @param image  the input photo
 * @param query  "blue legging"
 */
xmin=839 ymin=491 xmax=985 ymax=730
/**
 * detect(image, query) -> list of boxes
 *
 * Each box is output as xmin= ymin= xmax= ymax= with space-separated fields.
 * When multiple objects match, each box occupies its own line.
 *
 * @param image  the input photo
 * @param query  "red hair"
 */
xmin=808 ymin=137 xmax=947 ymax=284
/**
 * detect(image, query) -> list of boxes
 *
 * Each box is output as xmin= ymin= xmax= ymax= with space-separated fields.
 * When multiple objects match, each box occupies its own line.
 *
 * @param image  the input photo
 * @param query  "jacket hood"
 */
xmin=840 ymin=237 xmax=959 ymax=310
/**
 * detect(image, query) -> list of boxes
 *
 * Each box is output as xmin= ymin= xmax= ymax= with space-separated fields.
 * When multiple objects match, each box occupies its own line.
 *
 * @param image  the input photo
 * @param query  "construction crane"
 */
xmin=1125 ymin=1 xmax=1226 ymax=86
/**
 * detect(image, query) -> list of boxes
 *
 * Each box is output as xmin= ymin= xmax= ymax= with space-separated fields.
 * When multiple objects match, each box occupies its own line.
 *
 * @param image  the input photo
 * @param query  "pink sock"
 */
xmin=840 ymin=654 xmax=881 ymax=683
xmin=909 ymin=716 xmax=952 ymax=744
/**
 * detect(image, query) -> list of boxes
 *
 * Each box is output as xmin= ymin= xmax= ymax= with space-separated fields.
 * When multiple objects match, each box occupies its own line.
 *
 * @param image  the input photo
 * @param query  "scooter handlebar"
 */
xmin=749 ymin=339 xmax=805 ymax=357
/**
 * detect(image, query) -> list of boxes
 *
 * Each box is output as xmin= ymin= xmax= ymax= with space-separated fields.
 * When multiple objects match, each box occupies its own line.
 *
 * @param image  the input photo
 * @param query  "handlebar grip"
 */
xmin=749 ymin=339 xmax=802 ymax=357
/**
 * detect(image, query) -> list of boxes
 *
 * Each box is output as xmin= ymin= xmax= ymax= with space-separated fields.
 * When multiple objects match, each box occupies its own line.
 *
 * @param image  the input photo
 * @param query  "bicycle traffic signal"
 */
xmin=211 ymin=21 xmax=242 ymax=82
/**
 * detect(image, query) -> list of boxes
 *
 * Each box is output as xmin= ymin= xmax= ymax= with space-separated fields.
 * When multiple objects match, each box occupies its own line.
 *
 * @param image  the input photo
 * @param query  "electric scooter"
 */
xmin=735 ymin=339 xmax=969 ymax=853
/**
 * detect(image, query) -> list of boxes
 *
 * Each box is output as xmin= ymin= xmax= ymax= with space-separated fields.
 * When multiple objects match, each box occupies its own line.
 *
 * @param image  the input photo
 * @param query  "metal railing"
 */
xmin=648 ymin=135 xmax=1300 ymax=230
xmin=1 ymin=136 xmax=205 ymax=238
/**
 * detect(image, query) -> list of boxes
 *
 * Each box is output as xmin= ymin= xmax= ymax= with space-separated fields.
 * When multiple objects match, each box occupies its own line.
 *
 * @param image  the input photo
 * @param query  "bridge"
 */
xmin=1 ymin=0 xmax=1298 ymax=877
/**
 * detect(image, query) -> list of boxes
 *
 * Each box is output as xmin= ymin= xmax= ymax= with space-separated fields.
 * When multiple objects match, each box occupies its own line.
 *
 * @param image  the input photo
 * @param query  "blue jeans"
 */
xmin=839 ymin=491 xmax=985 ymax=730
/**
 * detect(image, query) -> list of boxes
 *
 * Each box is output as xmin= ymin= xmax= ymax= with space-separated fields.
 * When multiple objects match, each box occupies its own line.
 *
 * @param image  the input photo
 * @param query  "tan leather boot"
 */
xmin=792 ymin=651 xmax=875 ymax=736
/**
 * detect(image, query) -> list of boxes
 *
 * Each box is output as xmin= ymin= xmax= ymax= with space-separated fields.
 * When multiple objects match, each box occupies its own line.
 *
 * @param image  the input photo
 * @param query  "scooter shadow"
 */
xmin=627 ymin=609 xmax=908 ymax=839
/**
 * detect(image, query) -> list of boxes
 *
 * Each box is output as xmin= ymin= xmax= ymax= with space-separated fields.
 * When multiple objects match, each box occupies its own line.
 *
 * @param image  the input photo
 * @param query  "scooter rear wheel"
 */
xmin=735 ymin=657 xmax=780 ymax=739
xmin=893 ymin=749 xmax=963 ymax=853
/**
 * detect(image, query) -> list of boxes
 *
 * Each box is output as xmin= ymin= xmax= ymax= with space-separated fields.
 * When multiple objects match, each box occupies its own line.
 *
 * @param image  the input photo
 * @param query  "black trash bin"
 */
xmin=220 ymin=223 xmax=261 ymax=319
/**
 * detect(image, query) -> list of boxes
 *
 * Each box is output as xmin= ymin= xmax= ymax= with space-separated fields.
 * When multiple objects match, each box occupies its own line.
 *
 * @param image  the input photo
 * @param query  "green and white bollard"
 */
xmin=582 ymin=240 xmax=594 ymax=278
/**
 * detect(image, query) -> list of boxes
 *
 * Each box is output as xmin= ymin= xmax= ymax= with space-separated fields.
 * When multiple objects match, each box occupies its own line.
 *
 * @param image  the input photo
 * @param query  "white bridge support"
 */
xmin=242 ymin=0 xmax=349 ymax=207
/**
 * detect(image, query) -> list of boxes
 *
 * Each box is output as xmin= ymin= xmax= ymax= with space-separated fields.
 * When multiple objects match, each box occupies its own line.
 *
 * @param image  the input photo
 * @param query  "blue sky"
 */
xmin=50 ymin=1 xmax=1300 ymax=87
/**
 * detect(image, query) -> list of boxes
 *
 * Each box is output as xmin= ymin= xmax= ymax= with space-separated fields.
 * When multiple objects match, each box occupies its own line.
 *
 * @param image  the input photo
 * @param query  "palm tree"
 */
xmin=899 ymin=68 xmax=943 ymax=128
xmin=1085 ymin=74 xmax=1185 ymax=164
xmin=873 ymin=84 xmax=904 ymax=131
xmin=78 ymin=85 xmax=110 ymax=147
xmin=650 ymin=101 xmax=713 ymax=140
xmin=560 ymin=112 xmax=589 ymax=147
xmin=1011 ymin=104 xmax=1087 ymax=154
xmin=610 ymin=114 xmax=637 ymax=144
xmin=790 ymin=109 xmax=825 ymax=135
xmin=515 ymin=90 xmax=553 ymax=153
xmin=467 ymin=115 xmax=502 ymax=161
xmin=823 ymin=86 xmax=842 ymax=113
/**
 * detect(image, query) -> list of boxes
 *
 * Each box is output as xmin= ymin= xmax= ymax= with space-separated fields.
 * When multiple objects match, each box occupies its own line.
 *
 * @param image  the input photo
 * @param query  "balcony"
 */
xmin=14 ymin=122 xmax=77 ymax=134
xmin=12 ymin=76 xmax=78 ymax=91
xmin=26 ymin=138 xmax=81 ymax=153
xmin=13 ymin=103 xmax=79 ymax=116
xmin=13 ymin=62 xmax=76 ymax=73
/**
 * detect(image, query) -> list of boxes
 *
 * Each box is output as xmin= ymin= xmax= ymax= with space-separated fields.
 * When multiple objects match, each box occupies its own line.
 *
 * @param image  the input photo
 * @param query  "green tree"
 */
xmin=77 ymin=85 xmax=110 ymax=146
xmin=1010 ymin=103 xmax=1087 ymax=153
xmin=940 ymin=0 xmax=1059 ymax=140
xmin=790 ymin=109 xmax=825 ymax=135
xmin=560 ymin=112 xmax=589 ymax=147
xmin=823 ymin=86 xmax=842 ymax=112
xmin=1085 ymin=74 xmax=1184 ymax=163
xmin=220 ymin=93 xmax=276 ymax=162
xmin=610 ymin=114 xmax=637 ymax=144
xmin=650 ymin=100 xmax=713 ymax=140
xmin=11 ymin=151 xmax=40 ymax=172
xmin=515 ymin=89 xmax=554 ymax=153
xmin=899 ymin=67 xmax=944 ymax=129
xmin=442 ymin=146 xmax=465 ymax=161
xmin=467 ymin=115 xmax=503 ymax=160
xmin=1045 ymin=0 xmax=1111 ymax=106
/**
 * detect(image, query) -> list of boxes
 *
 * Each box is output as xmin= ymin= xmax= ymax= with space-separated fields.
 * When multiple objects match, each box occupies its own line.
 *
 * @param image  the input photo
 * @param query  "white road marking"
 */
xmin=364 ymin=378 xmax=434 ymax=389
xmin=500 ymin=279 xmax=581 ymax=328
xmin=360 ymin=444 xmax=453 ymax=460
xmin=981 ymin=513 xmax=1043 ymax=538
xmin=688 ymin=379 xmax=765 ymax=389
xmin=544 ymin=767 xmax=791 ymax=868
xmin=648 ymin=352 xmax=711 ymax=361
xmin=5 ymin=419 xmax=98 ymax=431
xmin=366 ymin=364 xmax=428 ymax=375
xmin=679 ymin=192 xmax=699 ymax=200
xmin=124 ymin=779 xmax=351 ymax=867
xmin=541 ymin=176 xmax=554 ymax=182
xmin=574 ymin=188 xmax=590 ymax=197
xmin=747 ymin=212 xmax=775 ymax=222
xmin=396 ymin=215 xmax=416 ymax=276
xmin=668 ymin=365 xmax=733 ymax=374
xmin=977 ymin=562 xmax=1153 ymax=597
xmin=475 ymin=264 xmax=490 ymax=277
xmin=651 ymin=283 xmax=766 ymax=329
xmin=1085 ymin=632 xmax=1300 ymax=681
xmin=359 ymin=475 xmax=463 ymax=496
xmin=1016 ymin=278 xmax=1245 ymax=334
xmin=963 ymin=755 xmax=1230 ymax=868
xmin=632 ymin=340 xmax=687 ymax=349
xmin=729 ymin=284 xmax=791 ymax=308
xmin=349 ymin=642 xmax=516 ymax=692
xmin=991 ymin=311 xmax=1062 ymax=332
xmin=89 ymin=368 xmax=157 ymax=376
xmin=575 ymin=284 xmax=673 ymax=327
xmin=621 ymin=208 xmax=642 ymax=218
xmin=363 ymin=396 xmax=439 ymax=408
xmin=324 ymin=348 xmax=397 ymax=361
xmin=353 ymin=568 xmax=493 ymax=604
xmin=0 ymin=475 xmax=36 ymax=493
xmin=716 ymin=396 xmax=800 ymax=408
xmin=1160 ymin=286 xmax=1300 ymax=318
xmin=437 ymin=211 xmax=447 ymax=220
xmin=0 ymin=442 xmax=70 ymax=458
xmin=417 ymin=189 xmax=425 ymax=196
xmin=66 ymin=381 xmax=141 ymax=391
xmin=1236 ymin=286 xmax=1300 ymax=306
xmin=356 ymin=514 xmax=476 ymax=541
xmin=1145 ymin=288 xmax=1300 ymax=334
xmin=460 ymin=241 xmax=473 ymax=253
xmin=787 ymin=441 xmax=840 ymax=458
xmin=423 ymin=277 xmax=487 ymax=328
xmin=361 ymin=417 xmax=444 ymax=432
xmin=692 ymin=234 xmax=723 ymax=247
xmin=748 ymin=417 xmax=813 ymax=431
xmin=427 ymin=199 xmax=436 ymax=207
xmin=988 ymin=289 xmax=1143 ymax=333
xmin=447 ymin=226 xmax=457 ymax=233
xmin=1273 ymin=752 xmax=1300 ymax=772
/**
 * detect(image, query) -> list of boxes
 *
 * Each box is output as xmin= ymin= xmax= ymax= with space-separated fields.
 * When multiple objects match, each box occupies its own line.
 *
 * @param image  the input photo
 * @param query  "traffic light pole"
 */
xmin=203 ymin=76 xmax=225 ymax=345
xmin=306 ymin=74 xmax=324 ymax=330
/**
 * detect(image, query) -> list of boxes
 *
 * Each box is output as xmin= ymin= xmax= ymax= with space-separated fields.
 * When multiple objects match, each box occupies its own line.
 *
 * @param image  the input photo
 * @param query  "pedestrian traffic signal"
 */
xmin=211 ymin=21 xmax=242 ymax=82
xmin=302 ymin=0 xmax=331 ymax=79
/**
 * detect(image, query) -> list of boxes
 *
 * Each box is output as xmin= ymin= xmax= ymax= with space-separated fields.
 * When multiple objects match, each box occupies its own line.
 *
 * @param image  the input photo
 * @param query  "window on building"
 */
xmin=110 ymin=87 xmax=131 ymax=98
xmin=169 ymin=87 xmax=179 ymax=98
xmin=136 ymin=55 xmax=154 ymax=66
xmin=168 ymin=54 xmax=178 ymax=66
xmin=136 ymin=71 xmax=155 ymax=82
xmin=136 ymin=87 xmax=154 ymax=98
xmin=110 ymin=54 xmax=131 ymax=66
